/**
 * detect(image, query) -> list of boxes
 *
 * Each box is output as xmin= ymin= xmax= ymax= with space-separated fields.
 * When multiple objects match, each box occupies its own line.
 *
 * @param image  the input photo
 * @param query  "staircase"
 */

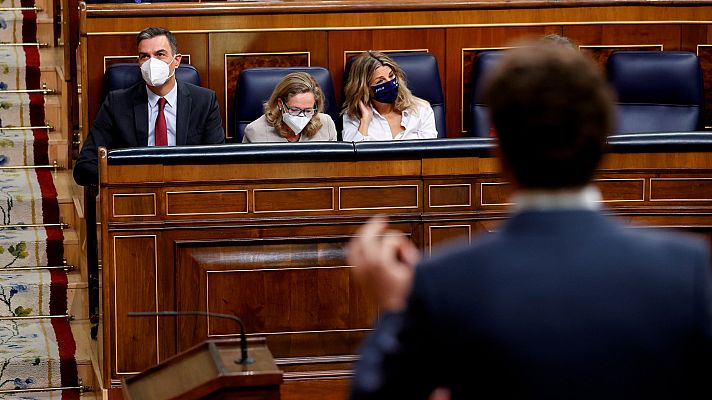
xmin=1 ymin=0 xmax=100 ymax=398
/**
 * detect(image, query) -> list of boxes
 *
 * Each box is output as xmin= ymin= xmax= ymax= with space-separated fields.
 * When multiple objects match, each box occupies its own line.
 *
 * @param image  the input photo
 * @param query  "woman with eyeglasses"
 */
xmin=341 ymin=51 xmax=437 ymax=142
xmin=243 ymin=72 xmax=337 ymax=143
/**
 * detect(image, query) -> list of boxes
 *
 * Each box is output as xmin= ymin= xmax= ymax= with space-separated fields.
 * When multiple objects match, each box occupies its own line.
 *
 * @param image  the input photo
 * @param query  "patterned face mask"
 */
xmin=371 ymin=78 xmax=399 ymax=104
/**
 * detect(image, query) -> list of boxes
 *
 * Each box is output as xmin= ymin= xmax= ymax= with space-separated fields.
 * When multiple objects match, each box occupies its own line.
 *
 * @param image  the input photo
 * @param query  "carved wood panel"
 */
xmin=113 ymin=235 xmax=159 ymax=375
xmin=173 ymin=235 xmax=382 ymax=359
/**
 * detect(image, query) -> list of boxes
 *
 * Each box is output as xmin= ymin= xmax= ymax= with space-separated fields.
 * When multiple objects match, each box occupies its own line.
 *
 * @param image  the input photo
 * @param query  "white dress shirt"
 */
xmin=342 ymin=101 xmax=438 ymax=142
xmin=146 ymin=84 xmax=178 ymax=146
xmin=511 ymin=185 xmax=602 ymax=212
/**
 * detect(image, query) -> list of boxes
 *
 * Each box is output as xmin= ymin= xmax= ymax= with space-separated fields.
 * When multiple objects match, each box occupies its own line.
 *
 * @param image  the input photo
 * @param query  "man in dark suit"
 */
xmin=348 ymin=43 xmax=712 ymax=399
xmin=74 ymin=27 xmax=225 ymax=186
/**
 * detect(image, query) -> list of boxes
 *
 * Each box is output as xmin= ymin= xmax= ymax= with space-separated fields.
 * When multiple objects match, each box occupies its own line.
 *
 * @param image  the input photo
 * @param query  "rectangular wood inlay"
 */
xmin=429 ymin=184 xmax=472 ymax=208
xmin=253 ymin=187 xmax=334 ymax=213
xmin=650 ymin=178 xmax=712 ymax=201
xmin=166 ymin=190 xmax=248 ymax=215
xmin=205 ymin=266 xmax=373 ymax=336
xmin=112 ymin=193 xmax=156 ymax=217
xmin=339 ymin=185 xmax=419 ymax=210
xmin=595 ymin=179 xmax=645 ymax=202
xmin=481 ymin=182 xmax=512 ymax=206
xmin=429 ymin=225 xmax=471 ymax=253
xmin=114 ymin=235 xmax=158 ymax=374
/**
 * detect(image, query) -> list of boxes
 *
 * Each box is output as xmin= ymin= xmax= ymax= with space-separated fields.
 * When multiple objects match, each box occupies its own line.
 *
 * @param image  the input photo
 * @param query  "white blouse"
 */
xmin=342 ymin=101 xmax=438 ymax=141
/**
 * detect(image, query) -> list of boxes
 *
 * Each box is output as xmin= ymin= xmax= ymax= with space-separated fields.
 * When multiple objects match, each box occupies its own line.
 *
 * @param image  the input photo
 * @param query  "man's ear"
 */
xmin=174 ymin=53 xmax=182 ymax=66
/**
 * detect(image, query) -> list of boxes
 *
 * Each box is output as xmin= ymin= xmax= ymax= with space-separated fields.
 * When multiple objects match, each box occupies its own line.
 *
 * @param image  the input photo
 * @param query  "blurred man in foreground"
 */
xmin=348 ymin=43 xmax=712 ymax=399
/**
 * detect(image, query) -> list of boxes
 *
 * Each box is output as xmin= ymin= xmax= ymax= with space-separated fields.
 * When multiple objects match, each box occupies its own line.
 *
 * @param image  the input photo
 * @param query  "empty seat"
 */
xmin=469 ymin=51 xmax=503 ymax=138
xmin=233 ymin=67 xmax=338 ymax=142
xmin=343 ymin=52 xmax=447 ymax=138
xmin=101 ymin=63 xmax=201 ymax=104
xmin=606 ymin=51 xmax=704 ymax=134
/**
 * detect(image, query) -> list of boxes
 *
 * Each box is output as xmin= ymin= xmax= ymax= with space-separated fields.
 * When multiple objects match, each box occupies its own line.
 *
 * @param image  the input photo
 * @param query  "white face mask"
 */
xmin=140 ymin=56 xmax=175 ymax=87
xmin=282 ymin=113 xmax=311 ymax=134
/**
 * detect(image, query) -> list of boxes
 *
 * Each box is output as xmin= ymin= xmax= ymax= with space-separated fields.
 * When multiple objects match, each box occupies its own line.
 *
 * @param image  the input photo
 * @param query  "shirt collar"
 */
xmin=510 ymin=185 xmax=602 ymax=212
xmin=146 ymin=82 xmax=178 ymax=108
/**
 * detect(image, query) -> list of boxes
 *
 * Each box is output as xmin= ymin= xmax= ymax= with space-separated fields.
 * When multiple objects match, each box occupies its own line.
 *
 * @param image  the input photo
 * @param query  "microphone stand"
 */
xmin=128 ymin=311 xmax=254 ymax=365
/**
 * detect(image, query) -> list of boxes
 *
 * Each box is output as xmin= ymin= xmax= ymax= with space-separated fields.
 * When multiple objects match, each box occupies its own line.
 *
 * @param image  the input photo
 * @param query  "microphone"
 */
xmin=128 ymin=310 xmax=254 ymax=365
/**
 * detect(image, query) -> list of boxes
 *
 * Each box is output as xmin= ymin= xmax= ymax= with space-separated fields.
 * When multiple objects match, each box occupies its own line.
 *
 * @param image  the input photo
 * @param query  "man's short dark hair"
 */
xmin=136 ymin=27 xmax=178 ymax=55
xmin=483 ymin=43 xmax=614 ymax=189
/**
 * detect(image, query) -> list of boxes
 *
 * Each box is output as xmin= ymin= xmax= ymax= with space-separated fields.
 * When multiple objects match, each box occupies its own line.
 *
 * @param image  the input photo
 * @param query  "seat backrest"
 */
xmin=469 ymin=51 xmax=503 ymax=137
xmin=101 ymin=63 xmax=201 ymax=104
xmin=343 ymin=52 xmax=447 ymax=138
xmin=233 ymin=67 xmax=338 ymax=142
xmin=606 ymin=51 xmax=704 ymax=134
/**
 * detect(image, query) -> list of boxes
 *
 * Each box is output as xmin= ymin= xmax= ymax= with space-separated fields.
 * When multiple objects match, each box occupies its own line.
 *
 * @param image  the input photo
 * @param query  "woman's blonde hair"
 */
xmin=264 ymin=72 xmax=324 ymax=138
xmin=341 ymin=51 xmax=421 ymax=119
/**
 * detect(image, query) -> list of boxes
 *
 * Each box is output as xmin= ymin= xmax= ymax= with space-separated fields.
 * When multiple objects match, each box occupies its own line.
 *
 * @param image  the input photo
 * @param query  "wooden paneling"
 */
xmin=101 ymin=150 xmax=712 ymax=398
xmin=208 ymin=31 xmax=328 ymax=140
xmin=254 ymin=187 xmax=334 ymax=213
xmin=339 ymin=184 xmax=420 ymax=211
xmin=282 ymin=379 xmax=350 ymax=400
xmin=166 ymin=189 xmax=248 ymax=216
xmin=173 ymin=237 xmax=379 ymax=359
xmin=113 ymin=235 xmax=158 ymax=374
xmin=112 ymin=192 xmax=156 ymax=217
xmin=327 ymin=29 xmax=446 ymax=105
xmin=595 ymin=178 xmax=646 ymax=203
xmin=480 ymin=181 xmax=512 ymax=206
xmin=427 ymin=182 xmax=472 ymax=209
xmin=564 ymin=25 xmax=682 ymax=50
xmin=428 ymin=224 xmax=471 ymax=253
xmin=650 ymin=178 xmax=712 ymax=201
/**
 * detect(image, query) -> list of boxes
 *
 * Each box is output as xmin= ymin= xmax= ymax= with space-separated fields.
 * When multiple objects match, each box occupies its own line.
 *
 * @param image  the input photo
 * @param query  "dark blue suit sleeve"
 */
xmin=74 ymin=95 xmax=116 ymax=187
xmin=202 ymin=91 xmax=225 ymax=144
xmin=351 ymin=270 xmax=442 ymax=400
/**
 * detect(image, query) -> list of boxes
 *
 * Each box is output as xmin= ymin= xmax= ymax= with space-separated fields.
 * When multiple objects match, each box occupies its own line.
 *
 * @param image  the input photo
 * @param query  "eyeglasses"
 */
xmin=281 ymin=99 xmax=317 ymax=117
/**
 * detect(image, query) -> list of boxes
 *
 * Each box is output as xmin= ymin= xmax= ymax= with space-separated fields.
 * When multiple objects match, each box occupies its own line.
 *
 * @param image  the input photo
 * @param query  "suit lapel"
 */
xmin=133 ymin=85 xmax=149 ymax=146
xmin=176 ymin=82 xmax=191 ymax=146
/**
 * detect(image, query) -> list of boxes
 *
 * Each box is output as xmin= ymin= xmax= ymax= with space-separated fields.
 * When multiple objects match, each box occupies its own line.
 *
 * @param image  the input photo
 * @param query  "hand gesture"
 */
xmin=347 ymin=216 xmax=420 ymax=312
xmin=358 ymin=100 xmax=373 ymax=128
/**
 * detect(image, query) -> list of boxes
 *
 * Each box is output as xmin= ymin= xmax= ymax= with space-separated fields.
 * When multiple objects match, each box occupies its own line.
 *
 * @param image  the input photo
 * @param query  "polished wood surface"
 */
xmin=123 ymin=338 xmax=282 ymax=400
xmin=99 ymin=147 xmax=712 ymax=399
xmin=79 ymin=0 xmax=712 ymax=142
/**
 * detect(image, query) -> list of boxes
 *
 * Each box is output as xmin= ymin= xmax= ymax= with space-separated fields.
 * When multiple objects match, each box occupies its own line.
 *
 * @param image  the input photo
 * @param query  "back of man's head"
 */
xmin=483 ymin=43 xmax=614 ymax=189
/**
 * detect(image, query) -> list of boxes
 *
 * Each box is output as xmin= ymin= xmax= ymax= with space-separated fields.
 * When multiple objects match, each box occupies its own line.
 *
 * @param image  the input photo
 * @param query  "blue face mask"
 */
xmin=371 ymin=78 xmax=399 ymax=104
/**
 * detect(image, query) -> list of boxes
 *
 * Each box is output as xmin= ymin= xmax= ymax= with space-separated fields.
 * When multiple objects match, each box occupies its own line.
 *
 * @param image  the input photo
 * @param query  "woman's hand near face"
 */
xmin=358 ymin=100 xmax=373 ymax=136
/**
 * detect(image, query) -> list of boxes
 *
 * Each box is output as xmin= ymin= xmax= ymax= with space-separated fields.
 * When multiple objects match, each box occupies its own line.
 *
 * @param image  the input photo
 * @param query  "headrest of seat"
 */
xmin=102 ymin=63 xmax=201 ymax=102
xmin=472 ymin=51 xmax=504 ymax=102
xmin=233 ymin=67 xmax=338 ymax=141
xmin=469 ymin=51 xmax=504 ymax=137
xmin=607 ymin=51 xmax=703 ymax=105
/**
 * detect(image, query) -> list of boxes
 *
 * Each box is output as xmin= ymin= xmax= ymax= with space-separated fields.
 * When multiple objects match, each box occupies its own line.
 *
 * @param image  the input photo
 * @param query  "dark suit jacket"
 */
xmin=74 ymin=81 xmax=225 ymax=186
xmin=352 ymin=210 xmax=712 ymax=399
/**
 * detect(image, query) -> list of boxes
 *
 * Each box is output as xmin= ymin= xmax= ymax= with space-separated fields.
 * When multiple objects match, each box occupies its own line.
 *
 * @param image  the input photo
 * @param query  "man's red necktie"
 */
xmin=155 ymin=97 xmax=168 ymax=146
